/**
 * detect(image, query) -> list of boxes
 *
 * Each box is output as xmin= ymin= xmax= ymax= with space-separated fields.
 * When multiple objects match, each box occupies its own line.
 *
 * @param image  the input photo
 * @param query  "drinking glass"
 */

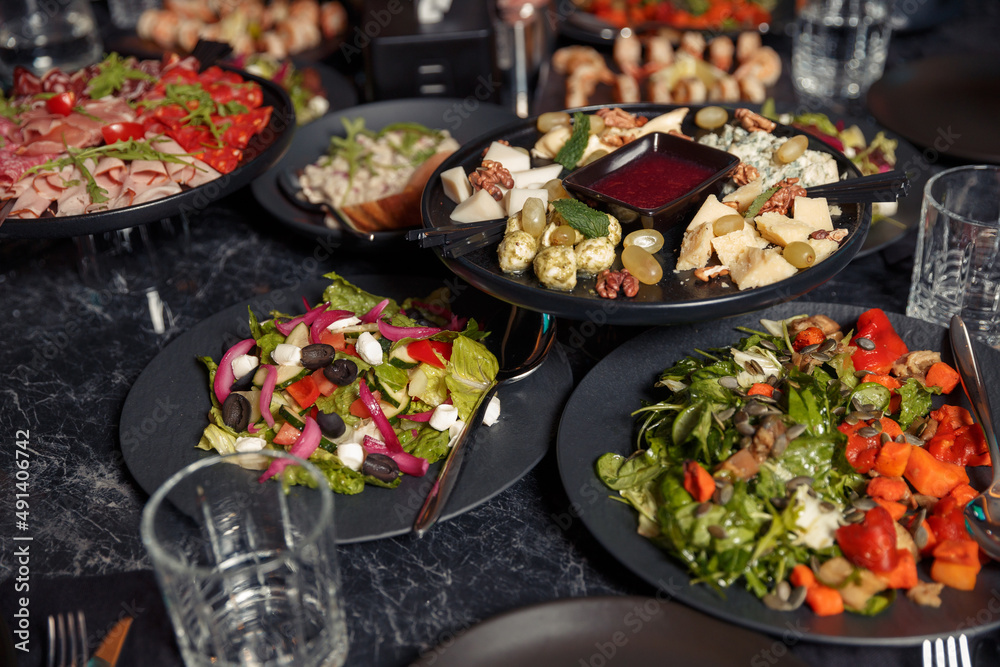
xmin=0 ymin=0 xmax=103 ymax=84
xmin=108 ymin=0 xmax=160 ymax=30
xmin=141 ymin=451 xmax=349 ymax=667
xmin=907 ymin=165 xmax=1000 ymax=347
xmin=792 ymin=0 xmax=892 ymax=109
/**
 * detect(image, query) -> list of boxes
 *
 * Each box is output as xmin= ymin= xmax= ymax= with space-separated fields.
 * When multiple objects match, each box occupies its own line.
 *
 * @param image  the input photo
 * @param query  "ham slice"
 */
xmin=130 ymin=182 xmax=182 ymax=205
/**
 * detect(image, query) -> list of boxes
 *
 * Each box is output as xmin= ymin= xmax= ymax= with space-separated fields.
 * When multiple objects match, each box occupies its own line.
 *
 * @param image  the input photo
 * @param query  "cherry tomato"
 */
xmin=101 ymin=122 xmax=146 ymax=144
xmin=45 ymin=91 xmax=76 ymax=116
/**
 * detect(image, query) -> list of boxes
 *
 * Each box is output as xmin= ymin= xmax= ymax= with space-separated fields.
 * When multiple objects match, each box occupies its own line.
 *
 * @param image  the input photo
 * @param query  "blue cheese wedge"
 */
xmin=728 ymin=247 xmax=798 ymax=290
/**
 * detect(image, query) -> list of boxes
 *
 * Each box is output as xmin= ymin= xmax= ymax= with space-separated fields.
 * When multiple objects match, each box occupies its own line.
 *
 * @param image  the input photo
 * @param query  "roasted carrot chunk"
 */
xmin=925 ymin=361 xmax=960 ymax=394
xmin=931 ymin=560 xmax=980 ymax=591
xmin=805 ymin=584 xmax=844 ymax=616
xmin=747 ymin=382 xmax=774 ymax=397
xmin=683 ymin=460 xmax=716 ymax=503
xmin=873 ymin=498 xmax=908 ymax=521
xmin=792 ymin=326 xmax=826 ymax=351
xmin=790 ymin=564 xmax=816 ymax=589
xmin=904 ymin=446 xmax=970 ymax=498
xmin=873 ymin=440 xmax=911 ymax=478
xmin=867 ymin=476 xmax=910 ymax=502
xmin=879 ymin=549 xmax=918 ymax=589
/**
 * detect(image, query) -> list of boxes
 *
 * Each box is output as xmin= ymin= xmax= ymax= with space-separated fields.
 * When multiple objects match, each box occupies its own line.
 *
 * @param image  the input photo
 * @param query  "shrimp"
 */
xmin=734 ymin=46 xmax=782 ymax=86
xmin=613 ymin=32 xmax=643 ymax=79
xmin=614 ymin=73 xmax=641 ymax=104
xmin=647 ymin=72 xmax=672 ymax=103
xmin=138 ymin=10 xmax=179 ymax=50
xmin=552 ymin=46 xmax=606 ymax=75
xmin=673 ymin=76 xmax=707 ymax=104
xmin=736 ymin=31 xmax=762 ymax=63
xmin=708 ymin=36 xmax=734 ymax=72
xmin=737 ymin=74 xmax=767 ymax=103
xmin=709 ymin=74 xmax=740 ymax=102
xmin=680 ymin=32 xmax=706 ymax=59
xmin=565 ymin=63 xmax=612 ymax=108
xmin=645 ymin=34 xmax=674 ymax=69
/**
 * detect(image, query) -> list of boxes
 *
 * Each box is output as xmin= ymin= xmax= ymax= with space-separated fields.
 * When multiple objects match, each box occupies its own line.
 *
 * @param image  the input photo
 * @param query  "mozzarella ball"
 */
xmin=498 ymin=230 xmax=538 ymax=273
xmin=605 ymin=214 xmax=622 ymax=246
xmin=575 ymin=236 xmax=616 ymax=276
xmin=504 ymin=211 xmax=523 ymax=234
xmin=533 ymin=245 xmax=577 ymax=291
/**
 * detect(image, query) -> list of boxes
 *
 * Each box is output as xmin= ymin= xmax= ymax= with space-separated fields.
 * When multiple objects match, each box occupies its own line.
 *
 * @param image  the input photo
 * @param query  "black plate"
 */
xmin=251 ymin=99 xmax=519 ymax=244
xmin=120 ymin=275 xmax=573 ymax=543
xmin=421 ymin=103 xmax=871 ymax=325
xmin=868 ymin=55 xmax=1000 ymax=164
xmin=0 ymin=67 xmax=294 ymax=239
xmin=411 ymin=596 xmax=808 ymax=666
xmin=557 ymin=301 xmax=1000 ymax=645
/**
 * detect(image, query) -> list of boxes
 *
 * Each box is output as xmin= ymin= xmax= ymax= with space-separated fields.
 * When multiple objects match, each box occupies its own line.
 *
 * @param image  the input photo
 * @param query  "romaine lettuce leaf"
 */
xmin=444 ymin=335 xmax=499 ymax=421
xmin=322 ymin=271 xmax=400 ymax=318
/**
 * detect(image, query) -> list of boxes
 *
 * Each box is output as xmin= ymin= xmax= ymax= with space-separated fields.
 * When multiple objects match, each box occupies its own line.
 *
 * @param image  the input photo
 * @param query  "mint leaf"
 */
xmin=550 ymin=198 xmax=610 ymax=238
xmin=554 ymin=112 xmax=590 ymax=170
xmin=744 ymin=185 xmax=779 ymax=219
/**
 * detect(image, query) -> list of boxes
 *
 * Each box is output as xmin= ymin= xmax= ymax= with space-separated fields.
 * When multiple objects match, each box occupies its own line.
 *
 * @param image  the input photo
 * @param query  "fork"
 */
xmin=922 ymin=635 xmax=972 ymax=667
xmin=47 ymin=611 xmax=88 ymax=667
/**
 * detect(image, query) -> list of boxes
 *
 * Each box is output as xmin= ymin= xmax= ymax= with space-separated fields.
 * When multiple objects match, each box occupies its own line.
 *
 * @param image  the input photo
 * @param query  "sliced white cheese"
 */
xmin=675 ymin=221 xmax=714 ymax=271
xmin=482 ymin=141 xmax=531 ymax=173
xmin=728 ymin=247 xmax=798 ymax=290
xmin=440 ymin=166 xmax=472 ymax=204
xmin=450 ymin=188 xmax=506 ymax=223
xmin=510 ymin=164 xmax=563 ymax=190
xmin=504 ymin=188 xmax=549 ymax=217
xmin=429 ymin=404 xmax=460 ymax=431
xmin=356 ymin=331 xmax=383 ymax=366
xmin=327 ymin=315 xmax=361 ymax=332
xmin=755 ymin=212 xmax=816 ymax=247
xmin=685 ymin=194 xmax=739 ymax=232
xmin=231 ymin=354 xmax=259 ymax=379
xmin=272 ymin=344 xmax=302 ymax=366
xmin=792 ymin=196 xmax=834 ymax=231
xmin=483 ymin=395 xmax=501 ymax=426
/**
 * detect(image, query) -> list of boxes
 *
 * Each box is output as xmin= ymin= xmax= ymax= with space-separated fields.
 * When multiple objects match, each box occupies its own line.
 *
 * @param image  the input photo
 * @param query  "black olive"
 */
xmin=323 ymin=358 xmax=358 ymax=386
xmin=230 ymin=369 xmax=256 ymax=392
xmin=300 ymin=343 xmax=336 ymax=370
xmin=361 ymin=453 xmax=400 ymax=483
xmin=316 ymin=411 xmax=346 ymax=439
xmin=221 ymin=393 xmax=252 ymax=431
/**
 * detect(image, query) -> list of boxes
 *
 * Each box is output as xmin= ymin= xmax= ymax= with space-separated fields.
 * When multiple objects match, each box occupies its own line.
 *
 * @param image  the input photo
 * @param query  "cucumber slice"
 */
xmin=279 ymin=406 xmax=340 ymax=453
xmin=252 ymin=364 xmax=310 ymax=388
xmin=285 ymin=321 xmax=310 ymax=348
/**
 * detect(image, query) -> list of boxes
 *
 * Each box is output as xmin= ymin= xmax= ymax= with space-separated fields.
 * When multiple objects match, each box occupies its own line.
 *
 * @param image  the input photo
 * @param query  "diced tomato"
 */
xmin=835 ymin=506 xmax=900 ymax=573
xmin=349 ymin=390 xmax=380 ymax=418
xmin=319 ymin=330 xmax=346 ymax=350
xmin=407 ymin=339 xmax=452 ymax=369
xmin=273 ymin=422 xmax=301 ymax=446
xmin=286 ymin=376 xmax=321 ymax=409
xmin=45 ymin=91 xmax=76 ymax=116
xmin=311 ymin=369 xmax=337 ymax=397
xmin=101 ymin=122 xmax=146 ymax=144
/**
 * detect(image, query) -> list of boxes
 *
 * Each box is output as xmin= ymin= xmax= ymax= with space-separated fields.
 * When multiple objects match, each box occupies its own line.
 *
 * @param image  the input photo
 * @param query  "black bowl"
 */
xmin=563 ymin=131 xmax=739 ymax=231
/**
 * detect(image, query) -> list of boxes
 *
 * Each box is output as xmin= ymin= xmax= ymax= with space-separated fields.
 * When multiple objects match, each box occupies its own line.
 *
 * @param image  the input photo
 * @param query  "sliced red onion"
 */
xmin=401 ymin=410 xmax=435 ymax=422
xmin=259 ymin=364 xmax=277 ymax=428
xmin=248 ymin=423 xmax=261 ymax=434
xmin=215 ymin=338 xmax=256 ymax=404
xmin=358 ymin=379 xmax=401 ymax=449
xmin=310 ymin=309 xmax=355 ymax=344
xmin=446 ymin=314 xmax=467 ymax=332
xmin=361 ymin=435 xmax=429 ymax=477
xmin=377 ymin=320 xmax=441 ymax=342
xmin=259 ymin=416 xmax=321 ymax=482
xmin=275 ymin=301 xmax=330 ymax=336
xmin=360 ymin=298 xmax=390 ymax=324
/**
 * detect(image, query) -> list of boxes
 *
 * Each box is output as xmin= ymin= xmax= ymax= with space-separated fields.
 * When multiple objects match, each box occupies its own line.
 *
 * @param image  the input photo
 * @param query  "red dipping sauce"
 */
xmin=590 ymin=153 xmax=717 ymax=210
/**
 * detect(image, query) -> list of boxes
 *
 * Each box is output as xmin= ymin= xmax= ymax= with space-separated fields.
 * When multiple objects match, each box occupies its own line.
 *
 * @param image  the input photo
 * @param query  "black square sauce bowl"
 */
xmin=563 ymin=132 xmax=740 ymax=230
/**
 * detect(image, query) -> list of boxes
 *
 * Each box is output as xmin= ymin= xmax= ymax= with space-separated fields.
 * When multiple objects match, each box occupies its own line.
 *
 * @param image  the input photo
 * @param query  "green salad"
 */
xmin=197 ymin=273 xmax=499 ymax=494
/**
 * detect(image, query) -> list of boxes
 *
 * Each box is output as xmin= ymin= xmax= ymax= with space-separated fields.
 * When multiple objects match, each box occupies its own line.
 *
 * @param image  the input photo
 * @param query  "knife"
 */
xmin=87 ymin=616 xmax=133 ymax=667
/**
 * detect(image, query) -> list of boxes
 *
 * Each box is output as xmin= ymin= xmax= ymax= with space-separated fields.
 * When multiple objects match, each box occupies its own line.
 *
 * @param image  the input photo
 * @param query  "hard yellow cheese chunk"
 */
xmin=685 ymin=195 xmax=738 ymax=232
xmin=755 ymin=212 xmax=816 ymax=247
xmin=793 ymin=196 xmax=834 ymax=231
xmin=729 ymin=247 xmax=798 ymax=290
xmin=711 ymin=222 xmax=767 ymax=268
xmin=723 ymin=178 xmax=764 ymax=213
xmin=676 ymin=221 xmax=714 ymax=270
xmin=810 ymin=237 xmax=841 ymax=264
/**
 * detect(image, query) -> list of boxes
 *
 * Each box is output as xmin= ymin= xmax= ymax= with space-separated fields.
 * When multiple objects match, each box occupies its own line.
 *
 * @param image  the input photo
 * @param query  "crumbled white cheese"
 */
xmin=231 ymin=354 xmax=259 ymax=379
xmin=482 ymin=395 xmax=501 ymax=426
xmin=429 ymin=404 xmax=460 ymax=431
xmin=336 ymin=442 xmax=365 ymax=472
xmin=448 ymin=419 xmax=467 ymax=439
xmin=327 ymin=315 xmax=361 ymax=332
xmin=791 ymin=485 xmax=842 ymax=550
xmin=356 ymin=332 xmax=383 ymax=366
xmin=272 ymin=344 xmax=302 ymax=366
xmin=235 ymin=436 xmax=267 ymax=453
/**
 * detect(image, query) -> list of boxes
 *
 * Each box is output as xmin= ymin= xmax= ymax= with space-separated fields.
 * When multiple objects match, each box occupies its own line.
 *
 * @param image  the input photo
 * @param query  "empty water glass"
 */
xmin=141 ymin=451 xmax=349 ymax=667
xmin=0 ymin=0 xmax=103 ymax=83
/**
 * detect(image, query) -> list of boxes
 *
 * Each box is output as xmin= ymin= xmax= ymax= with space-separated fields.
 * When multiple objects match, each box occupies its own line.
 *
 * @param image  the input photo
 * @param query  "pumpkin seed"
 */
xmin=913 ymin=525 xmax=929 ymax=549
xmin=871 ymin=420 xmax=883 ymax=434
xmin=715 ymin=406 xmax=736 ymax=421
xmin=714 ymin=484 xmax=734 ymax=505
xmin=775 ymin=580 xmax=791 ymax=601
xmin=832 ymin=406 xmax=846 ymax=415
xmin=819 ymin=338 xmax=838 ymax=353
xmin=707 ymin=525 xmax=727 ymax=539
xmin=771 ymin=434 xmax=789 ymax=458
xmin=737 ymin=421 xmax=756 ymax=436
xmin=771 ymin=496 xmax=789 ymax=510
xmin=853 ymin=497 xmax=877 ymax=511
xmin=854 ymin=369 xmax=874 ymax=378
xmin=881 ymin=432 xmax=892 ymax=445
xmin=786 ymin=586 xmax=807 ymax=610
xmin=904 ymin=433 xmax=924 ymax=446
xmin=811 ymin=352 xmax=832 ymax=362
xmin=845 ymin=413 xmax=860 ymax=425
xmin=787 ymin=476 xmax=814 ymax=492
xmin=820 ymin=501 xmax=837 ymax=512
xmin=746 ymin=402 xmax=769 ymax=416
xmin=695 ymin=502 xmax=713 ymax=517
xmin=719 ymin=376 xmax=740 ymax=390
xmin=786 ymin=423 xmax=807 ymax=440
xmin=844 ymin=509 xmax=865 ymax=523
xmin=760 ymin=339 xmax=778 ymax=350
xmin=799 ymin=343 xmax=821 ymax=354
xmin=856 ymin=337 xmax=876 ymax=350
xmin=857 ymin=426 xmax=879 ymax=438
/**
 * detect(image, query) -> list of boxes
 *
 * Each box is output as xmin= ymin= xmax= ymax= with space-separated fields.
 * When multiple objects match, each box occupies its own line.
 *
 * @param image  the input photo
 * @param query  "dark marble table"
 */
xmin=2 ymin=1 xmax=1000 ymax=665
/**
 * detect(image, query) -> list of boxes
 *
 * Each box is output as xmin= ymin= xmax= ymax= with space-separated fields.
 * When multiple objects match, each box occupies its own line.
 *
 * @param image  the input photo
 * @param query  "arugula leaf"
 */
xmin=554 ymin=112 xmax=590 ymax=170
xmin=550 ymin=198 xmax=610 ymax=238
xmin=86 ymin=53 xmax=156 ymax=99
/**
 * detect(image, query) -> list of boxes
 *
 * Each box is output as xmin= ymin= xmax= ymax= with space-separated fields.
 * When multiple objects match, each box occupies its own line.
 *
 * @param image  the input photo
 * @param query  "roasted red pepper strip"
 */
xmin=836 ymin=505 xmax=900 ymax=573
xmin=850 ymin=308 xmax=909 ymax=374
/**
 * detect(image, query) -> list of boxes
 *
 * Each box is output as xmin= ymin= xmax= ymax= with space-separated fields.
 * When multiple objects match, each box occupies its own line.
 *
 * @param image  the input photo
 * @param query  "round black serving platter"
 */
xmin=1 ymin=66 xmax=295 ymax=239
xmin=421 ymin=103 xmax=871 ymax=326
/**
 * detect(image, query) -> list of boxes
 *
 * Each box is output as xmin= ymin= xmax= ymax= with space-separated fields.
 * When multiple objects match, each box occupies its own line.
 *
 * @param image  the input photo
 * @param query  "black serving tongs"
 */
xmin=407 ymin=219 xmax=507 ymax=258
xmin=805 ymin=170 xmax=910 ymax=204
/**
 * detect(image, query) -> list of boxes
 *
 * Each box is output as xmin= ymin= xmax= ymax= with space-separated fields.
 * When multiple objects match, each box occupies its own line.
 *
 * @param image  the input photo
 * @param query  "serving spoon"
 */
xmin=413 ymin=306 xmax=556 ymax=537
xmin=950 ymin=314 xmax=1000 ymax=560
